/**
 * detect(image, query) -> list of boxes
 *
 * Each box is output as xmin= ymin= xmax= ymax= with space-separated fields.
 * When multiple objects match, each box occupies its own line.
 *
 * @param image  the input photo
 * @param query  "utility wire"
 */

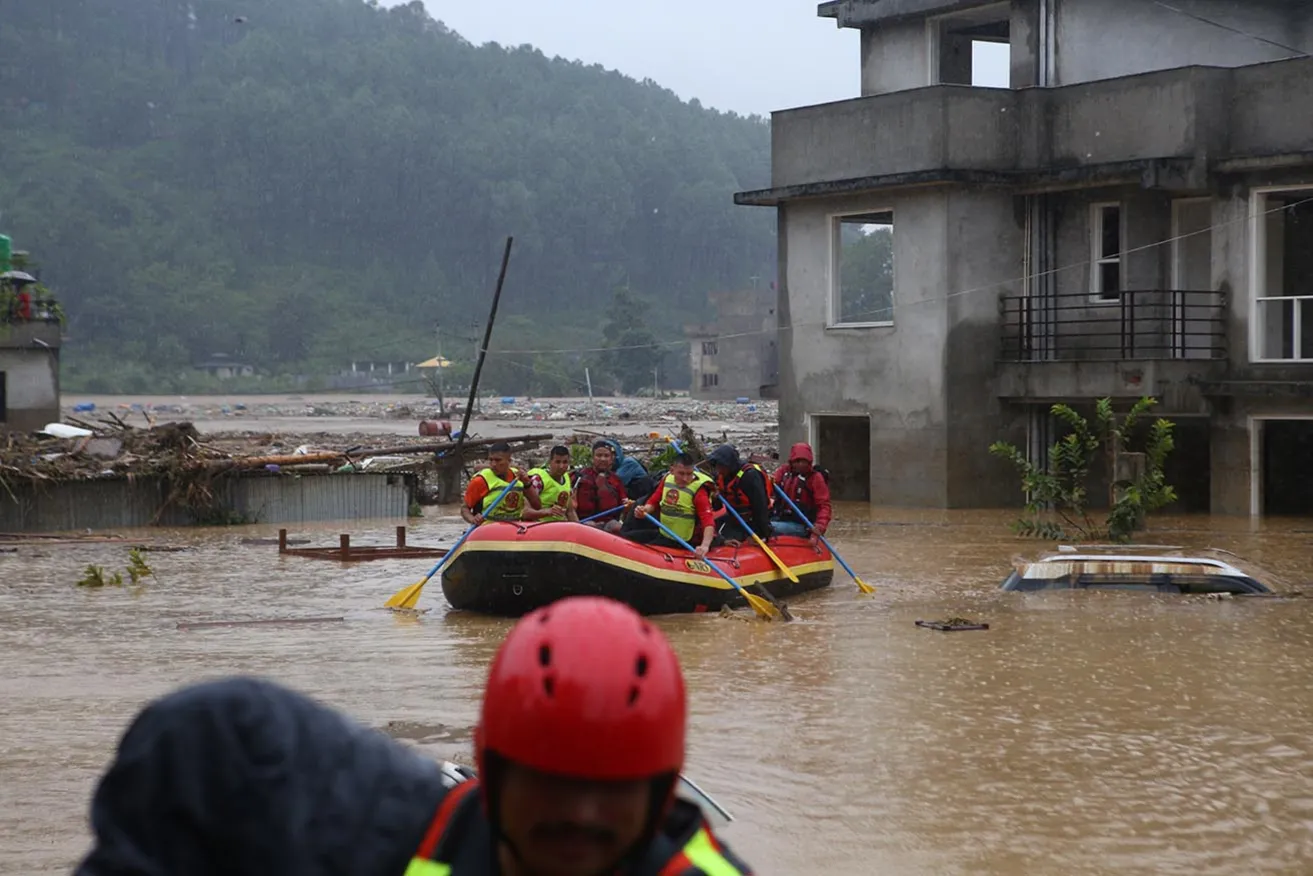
xmin=1150 ymin=0 xmax=1308 ymax=58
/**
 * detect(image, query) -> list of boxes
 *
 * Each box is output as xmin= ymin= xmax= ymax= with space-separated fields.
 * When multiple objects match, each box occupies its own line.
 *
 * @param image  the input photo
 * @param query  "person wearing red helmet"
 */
xmin=74 ymin=597 xmax=752 ymax=876
xmin=411 ymin=595 xmax=752 ymax=876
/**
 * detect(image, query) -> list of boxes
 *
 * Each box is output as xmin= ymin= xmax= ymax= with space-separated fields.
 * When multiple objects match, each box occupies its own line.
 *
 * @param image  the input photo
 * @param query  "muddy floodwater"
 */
xmin=3 ymin=508 xmax=1313 ymax=875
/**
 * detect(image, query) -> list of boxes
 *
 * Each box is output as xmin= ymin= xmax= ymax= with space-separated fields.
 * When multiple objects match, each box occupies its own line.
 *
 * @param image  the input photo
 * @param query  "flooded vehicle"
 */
xmin=1000 ymin=546 xmax=1274 ymax=595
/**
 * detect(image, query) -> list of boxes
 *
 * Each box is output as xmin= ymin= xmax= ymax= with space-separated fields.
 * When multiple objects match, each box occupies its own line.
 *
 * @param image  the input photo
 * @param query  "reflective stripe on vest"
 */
xmin=527 ymin=468 xmax=571 ymax=521
xmin=659 ymin=471 xmax=712 ymax=542
xmin=404 ymin=779 xmax=480 ymax=876
xmin=656 ymin=826 xmax=745 ymax=876
xmin=477 ymin=468 xmax=524 ymax=521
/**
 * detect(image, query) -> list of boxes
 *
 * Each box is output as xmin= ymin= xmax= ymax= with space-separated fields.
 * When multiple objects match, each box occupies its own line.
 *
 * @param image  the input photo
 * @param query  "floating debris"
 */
xmin=916 ymin=617 xmax=990 ymax=632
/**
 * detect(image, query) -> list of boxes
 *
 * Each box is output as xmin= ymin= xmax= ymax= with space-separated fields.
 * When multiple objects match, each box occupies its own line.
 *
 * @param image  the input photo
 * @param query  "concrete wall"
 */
xmin=779 ymin=188 xmax=1023 ymax=506
xmin=942 ymin=188 xmax=1028 ymax=506
xmin=766 ymin=58 xmax=1313 ymax=193
xmin=0 ymin=472 xmax=415 ymax=533
xmin=0 ymin=322 xmax=61 ymax=432
xmin=859 ymin=18 xmax=931 ymax=95
xmin=1054 ymin=0 xmax=1307 ymax=87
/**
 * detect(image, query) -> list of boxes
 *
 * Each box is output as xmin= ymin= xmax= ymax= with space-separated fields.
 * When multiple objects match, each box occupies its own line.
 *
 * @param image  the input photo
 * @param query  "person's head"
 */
xmin=488 ymin=442 xmax=513 ymax=478
xmin=591 ymin=440 xmax=615 ymax=473
xmin=476 ymin=597 xmax=686 ymax=876
xmin=668 ymin=453 xmax=697 ymax=489
xmin=548 ymin=446 xmax=571 ymax=478
xmin=708 ymin=444 xmax=740 ymax=476
xmin=788 ymin=442 xmax=815 ymax=476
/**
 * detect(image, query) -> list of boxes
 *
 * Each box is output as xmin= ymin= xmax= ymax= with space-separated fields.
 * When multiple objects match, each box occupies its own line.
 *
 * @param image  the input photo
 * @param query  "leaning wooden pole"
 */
xmin=454 ymin=236 xmax=514 ymax=461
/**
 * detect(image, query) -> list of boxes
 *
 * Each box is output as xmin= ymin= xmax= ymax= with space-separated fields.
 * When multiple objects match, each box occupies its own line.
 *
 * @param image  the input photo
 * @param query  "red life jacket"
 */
xmin=775 ymin=468 xmax=828 ymax=520
xmin=717 ymin=462 xmax=772 ymax=514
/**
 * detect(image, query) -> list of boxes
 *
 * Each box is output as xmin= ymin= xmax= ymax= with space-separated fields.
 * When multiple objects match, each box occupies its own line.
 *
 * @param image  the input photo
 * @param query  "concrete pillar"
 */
xmin=938 ymin=31 xmax=974 ymax=85
xmin=1210 ymin=414 xmax=1252 ymax=516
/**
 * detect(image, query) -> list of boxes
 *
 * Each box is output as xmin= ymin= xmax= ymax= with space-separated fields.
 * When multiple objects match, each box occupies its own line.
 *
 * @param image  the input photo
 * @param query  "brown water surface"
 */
xmin=2 ymin=507 xmax=1312 ymax=874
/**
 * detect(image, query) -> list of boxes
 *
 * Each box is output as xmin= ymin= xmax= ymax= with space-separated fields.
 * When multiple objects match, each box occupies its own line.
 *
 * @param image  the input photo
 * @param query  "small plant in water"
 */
xmin=77 ymin=564 xmax=124 ymax=588
xmin=989 ymin=396 xmax=1177 ymax=544
xmin=126 ymin=548 xmax=155 ymax=585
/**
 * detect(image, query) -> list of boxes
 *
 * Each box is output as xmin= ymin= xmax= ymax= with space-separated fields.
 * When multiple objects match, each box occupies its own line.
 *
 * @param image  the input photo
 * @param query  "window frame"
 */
xmin=828 ymin=209 xmax=896 ymax=329
xmin=1089 ymin=201 xmax=1124 ymax=303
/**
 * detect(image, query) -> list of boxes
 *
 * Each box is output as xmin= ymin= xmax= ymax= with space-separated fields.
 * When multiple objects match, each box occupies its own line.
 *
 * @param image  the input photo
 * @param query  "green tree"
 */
xmin=989 ymin=397 xmax=1178 ymax=544
xmin=0 ymin=0 xmax=774 ymax=391
xmin=597 ymin=287 xmax=666 ymax=395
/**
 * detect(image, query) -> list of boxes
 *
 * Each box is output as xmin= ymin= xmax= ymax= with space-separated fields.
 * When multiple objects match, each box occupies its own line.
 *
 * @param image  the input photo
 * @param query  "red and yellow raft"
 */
xmin=440 ymin=520 xmax=834 ymax=616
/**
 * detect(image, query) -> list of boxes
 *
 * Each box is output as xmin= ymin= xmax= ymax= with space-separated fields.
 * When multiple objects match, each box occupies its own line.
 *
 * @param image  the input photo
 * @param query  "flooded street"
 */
xmin=3 ymin=507 xmax=1313 ymax=874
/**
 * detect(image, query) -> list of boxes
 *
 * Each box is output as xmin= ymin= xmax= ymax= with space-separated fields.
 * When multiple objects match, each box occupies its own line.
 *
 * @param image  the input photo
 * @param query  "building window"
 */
xmin=832 ymin=211 xmax=894 ymax=326
xmin=700 ymin=373 xmax=719 ymax=389
xmin=1090 ymin=202 xmax=1123 ymax=302
xmin=701 ymin=341 xmax=718 ymax=356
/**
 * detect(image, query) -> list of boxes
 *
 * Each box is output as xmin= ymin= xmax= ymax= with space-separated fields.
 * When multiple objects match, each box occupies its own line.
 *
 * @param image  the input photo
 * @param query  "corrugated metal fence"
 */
xmin=0 ymin=473 xmax=415 ymax=533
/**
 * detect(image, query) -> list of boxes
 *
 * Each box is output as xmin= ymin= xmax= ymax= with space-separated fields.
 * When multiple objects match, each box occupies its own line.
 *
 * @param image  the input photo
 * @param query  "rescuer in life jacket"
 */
xmin=706 ymin=444 xmax=773 ymax=543
xmin=72 ymin=596 xmax=756 ymax=876
xmin=770 ymin=442 xmax=832 ymax=540
xmin=523 ymin=445 xmax=578 ymax=523
xmin=629 ymin=452 xmax=718 ymax=558
xmin=572 ymin=439 xmax=630 ymax=532
xmin=461 ymin=441 xmax=542 ymax=526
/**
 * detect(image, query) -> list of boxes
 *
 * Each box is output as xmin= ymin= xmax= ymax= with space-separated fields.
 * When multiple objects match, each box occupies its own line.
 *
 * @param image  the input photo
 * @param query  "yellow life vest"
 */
xmin=476 ymin=467 xmax=524 ymax=521
xmin=527 ymin=468 xmax=571 ymax=522
xmin=658 ymin=471 xmax=712 ymax=542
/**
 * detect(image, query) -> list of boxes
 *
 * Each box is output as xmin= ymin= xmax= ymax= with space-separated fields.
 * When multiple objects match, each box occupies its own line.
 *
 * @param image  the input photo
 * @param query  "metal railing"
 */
xmin=999 ymin=289 xmax=1227 ymax=363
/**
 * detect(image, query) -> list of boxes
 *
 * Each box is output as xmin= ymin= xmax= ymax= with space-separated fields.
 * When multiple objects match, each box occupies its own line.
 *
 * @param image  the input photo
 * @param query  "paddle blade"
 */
xmin=744 ymin=590 xmax=784 ymax=621
xmin=854 ymin=576 xmax=876 ymax=595
xmin=385 ymin=578 xmax=427 ymax=610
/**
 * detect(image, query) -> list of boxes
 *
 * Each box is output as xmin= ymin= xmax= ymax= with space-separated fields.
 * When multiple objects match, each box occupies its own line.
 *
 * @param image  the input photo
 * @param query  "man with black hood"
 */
xmin=707 ymin=444 xmax=773 ymax=543
xmin=73 ymin=596 xmax=754 ymax=876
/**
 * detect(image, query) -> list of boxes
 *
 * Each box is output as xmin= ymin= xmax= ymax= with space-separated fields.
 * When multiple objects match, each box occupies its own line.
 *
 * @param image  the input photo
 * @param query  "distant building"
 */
xmin=686 ymin=286 xmax=779 ymax=400
xmin=194 ymin=354 xmax=254 ymax=379
xmin=0 ymin=322 xmax=61 ymax=432
xmin=736 ymin=0 xmax=1313 ymax=515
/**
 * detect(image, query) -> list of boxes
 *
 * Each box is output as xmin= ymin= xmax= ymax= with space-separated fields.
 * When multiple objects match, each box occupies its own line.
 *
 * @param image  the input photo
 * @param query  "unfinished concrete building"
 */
xmin=686 ymin=286 xmax=780 ymax=400
xmin=736 ymin=0 xmax=1313 ymax=514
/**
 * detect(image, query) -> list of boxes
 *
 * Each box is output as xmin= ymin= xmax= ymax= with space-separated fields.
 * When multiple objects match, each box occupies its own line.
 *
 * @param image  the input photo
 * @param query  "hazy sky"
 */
xmin=404 ymin=0 xmax=1009 ymax=116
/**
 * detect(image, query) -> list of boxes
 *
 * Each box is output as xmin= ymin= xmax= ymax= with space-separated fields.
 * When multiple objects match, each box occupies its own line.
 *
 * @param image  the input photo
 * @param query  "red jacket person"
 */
xmin=74 ymin=596 xmax=754 ymax=876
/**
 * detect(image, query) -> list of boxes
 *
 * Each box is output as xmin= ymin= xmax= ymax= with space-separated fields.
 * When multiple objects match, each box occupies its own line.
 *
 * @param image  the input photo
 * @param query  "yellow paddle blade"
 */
xmin=854 ymin=576 xmax=876 ymax=595
xmin=384 ymin=578 xmax=427 ymax=610
xmin=744 ymin=590 xmax=783 ymax=621
xmin=751 ymin=533 xmax=800 ymax=583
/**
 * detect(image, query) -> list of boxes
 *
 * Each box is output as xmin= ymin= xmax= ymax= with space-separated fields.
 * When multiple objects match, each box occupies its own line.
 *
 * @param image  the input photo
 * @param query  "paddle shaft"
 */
xmin=580 ymin=503 xmax=627 ymax=524
xmin=772 ymin=482 xmax=861 ymax=581
xmin=717 ymin=500 xmax=798 ymax=581
xmin=421 ymin=478 xmax=520 ymax=581
xmin=643 ymin=514 xmax=750 ymax=596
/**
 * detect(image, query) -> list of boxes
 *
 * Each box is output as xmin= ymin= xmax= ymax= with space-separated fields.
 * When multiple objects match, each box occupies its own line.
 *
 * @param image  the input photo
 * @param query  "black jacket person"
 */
xmin=74 ymin=597 xmax=753 ymax=876
xmin=707 ymin=444 xmax=773 ymax=542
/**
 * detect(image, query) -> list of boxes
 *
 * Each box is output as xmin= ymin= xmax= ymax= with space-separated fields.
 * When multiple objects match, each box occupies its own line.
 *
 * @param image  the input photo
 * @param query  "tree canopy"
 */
xmin=0 ymin=0 xmax=774 ymax=393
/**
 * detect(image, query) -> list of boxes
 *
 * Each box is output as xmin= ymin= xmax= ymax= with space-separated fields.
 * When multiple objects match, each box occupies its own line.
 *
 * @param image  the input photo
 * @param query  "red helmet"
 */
xmin=475 ymin=596 xmax=686 ymax=782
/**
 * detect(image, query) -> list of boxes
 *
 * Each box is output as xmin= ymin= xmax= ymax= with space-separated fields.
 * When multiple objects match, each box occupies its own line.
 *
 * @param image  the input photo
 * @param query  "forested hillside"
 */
xmin=0 ymin=0 xmax=774 ymax=393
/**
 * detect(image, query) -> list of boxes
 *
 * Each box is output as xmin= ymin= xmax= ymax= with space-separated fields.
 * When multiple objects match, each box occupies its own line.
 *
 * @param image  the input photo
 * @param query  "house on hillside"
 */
xmin=194 ymin=354 xmax=254 ymax=379
xmin=686 ymin=286 xmax=779 ymax=400
xmin=736 ymin=0 xmax=1313 ymax=515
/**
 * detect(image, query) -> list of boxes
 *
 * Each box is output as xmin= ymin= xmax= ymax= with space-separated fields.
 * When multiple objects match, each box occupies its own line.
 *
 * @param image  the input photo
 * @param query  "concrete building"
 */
xmin=686 ymin=286 xmax=780 ymax=400
xmin=736 ymin=0 xmax=1313 ymax=514
xmin=0 ymin=321 xmax=61 ymax=432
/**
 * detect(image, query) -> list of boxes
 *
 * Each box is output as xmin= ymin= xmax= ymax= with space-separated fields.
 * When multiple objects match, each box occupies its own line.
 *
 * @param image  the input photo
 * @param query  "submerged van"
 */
xmin=1000 ymin=547 xmax=1274 ymax=595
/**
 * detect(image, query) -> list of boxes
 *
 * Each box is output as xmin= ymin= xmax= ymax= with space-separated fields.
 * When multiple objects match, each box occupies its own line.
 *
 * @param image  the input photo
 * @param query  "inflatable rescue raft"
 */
xmin=440 ymin=520 xmax=834 ymax=616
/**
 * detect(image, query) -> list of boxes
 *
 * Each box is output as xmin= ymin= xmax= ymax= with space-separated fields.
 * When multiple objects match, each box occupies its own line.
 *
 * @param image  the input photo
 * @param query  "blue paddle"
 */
xmin=384 ymin=478 xmax=520 ymax=609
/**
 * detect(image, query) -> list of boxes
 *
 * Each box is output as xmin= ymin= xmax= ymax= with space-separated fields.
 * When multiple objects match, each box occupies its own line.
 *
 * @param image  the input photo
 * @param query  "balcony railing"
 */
xmin=999 ymin=290 xmax=1227 ymax=363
